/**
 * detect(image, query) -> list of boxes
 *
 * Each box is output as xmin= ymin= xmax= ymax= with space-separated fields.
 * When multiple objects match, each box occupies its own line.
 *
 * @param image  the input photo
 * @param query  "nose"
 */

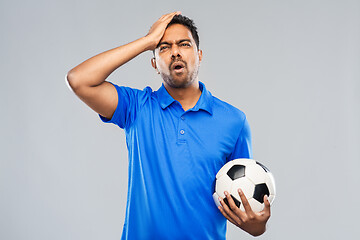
xmin=170 ymin=45 xmax=181 ymax=59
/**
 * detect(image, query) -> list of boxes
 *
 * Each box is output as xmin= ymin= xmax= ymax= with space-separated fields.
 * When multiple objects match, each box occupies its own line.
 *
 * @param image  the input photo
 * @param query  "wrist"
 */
xmin=142 ymin=35 xmax=158 ymax=51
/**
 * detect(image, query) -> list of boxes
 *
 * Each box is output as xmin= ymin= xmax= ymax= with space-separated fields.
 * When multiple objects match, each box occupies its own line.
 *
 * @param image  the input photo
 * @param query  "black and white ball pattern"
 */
xmin=213 ymin=158 xmax=276 ymax=212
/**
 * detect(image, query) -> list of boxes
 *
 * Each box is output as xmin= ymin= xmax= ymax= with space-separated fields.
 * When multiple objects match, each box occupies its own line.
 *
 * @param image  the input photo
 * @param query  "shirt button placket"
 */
xmin=178 ymin=115 xmax=186 ymax=142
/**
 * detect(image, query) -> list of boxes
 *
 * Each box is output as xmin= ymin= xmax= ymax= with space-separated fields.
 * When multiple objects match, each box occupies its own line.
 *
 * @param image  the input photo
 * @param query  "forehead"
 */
xmin=160 ymin=24 xmax=194 ymax=43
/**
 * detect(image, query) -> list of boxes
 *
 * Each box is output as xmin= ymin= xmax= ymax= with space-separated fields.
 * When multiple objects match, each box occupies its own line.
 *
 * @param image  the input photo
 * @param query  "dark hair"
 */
xmin=166 ymin=15 xmax=200 ymax=49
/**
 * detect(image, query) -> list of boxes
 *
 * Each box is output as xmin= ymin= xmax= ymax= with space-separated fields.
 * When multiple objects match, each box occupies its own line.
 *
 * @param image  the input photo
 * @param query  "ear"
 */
xmin=198 ymin=49 xmax=203 ymax=63
xmin=151 ymin=57 xmax=156 ymax=69
xmin=151 ymin=57 xmax=159 ymax=74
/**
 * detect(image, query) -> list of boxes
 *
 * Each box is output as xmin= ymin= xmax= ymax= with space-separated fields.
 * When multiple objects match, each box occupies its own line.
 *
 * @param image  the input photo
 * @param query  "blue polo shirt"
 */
xmin=100 ymin=81 xmax=252 ymax=240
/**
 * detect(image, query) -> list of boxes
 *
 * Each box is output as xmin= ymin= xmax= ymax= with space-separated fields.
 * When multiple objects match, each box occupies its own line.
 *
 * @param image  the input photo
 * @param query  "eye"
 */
xmin=181 ymin=43 xmax=191 ymax=47
xmin=159 ymin=46 xmax=169 ymax=52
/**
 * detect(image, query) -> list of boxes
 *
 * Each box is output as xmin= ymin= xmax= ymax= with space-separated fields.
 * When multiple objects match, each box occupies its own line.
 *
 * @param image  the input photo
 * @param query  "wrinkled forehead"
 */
xmin=160 ymin=24 xmax=195 ymax=45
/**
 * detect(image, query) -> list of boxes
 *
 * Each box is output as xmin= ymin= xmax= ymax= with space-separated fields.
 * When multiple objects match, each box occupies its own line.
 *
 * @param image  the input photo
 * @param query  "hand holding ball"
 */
xmin=213 ymin=159 xmax=276 ymax=212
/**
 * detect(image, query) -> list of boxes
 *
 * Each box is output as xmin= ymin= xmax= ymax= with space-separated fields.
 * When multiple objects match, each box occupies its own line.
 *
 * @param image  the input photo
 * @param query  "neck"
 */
xmin=164 ymin=80 xmax=202 ymax=111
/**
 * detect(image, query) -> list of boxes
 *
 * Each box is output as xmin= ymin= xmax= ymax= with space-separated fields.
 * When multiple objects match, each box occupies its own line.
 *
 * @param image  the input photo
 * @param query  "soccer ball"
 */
xmin=212 ymin=158 xmax=276 ymax=212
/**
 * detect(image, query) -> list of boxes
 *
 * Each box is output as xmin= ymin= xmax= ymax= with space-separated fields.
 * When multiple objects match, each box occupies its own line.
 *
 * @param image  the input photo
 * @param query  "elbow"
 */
xmin=66 ymin=69 xmax=81 ymax=92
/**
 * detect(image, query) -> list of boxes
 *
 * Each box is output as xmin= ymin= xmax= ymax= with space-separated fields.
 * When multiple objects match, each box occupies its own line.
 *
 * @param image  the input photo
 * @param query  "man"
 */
xmin=67 ymin=12 xmax=271 ymax=239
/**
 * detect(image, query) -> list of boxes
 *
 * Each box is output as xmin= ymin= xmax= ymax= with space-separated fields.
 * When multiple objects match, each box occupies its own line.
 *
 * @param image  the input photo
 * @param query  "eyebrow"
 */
xmin=157 ymin=39 xmax=192 ymax=47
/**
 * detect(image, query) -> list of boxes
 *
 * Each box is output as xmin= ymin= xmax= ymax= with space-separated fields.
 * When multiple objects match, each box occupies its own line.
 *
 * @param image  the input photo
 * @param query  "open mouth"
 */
xmin=174 ymin=65 xmax=183 ymax=70
xmin=172 ymin=62 xmax=185 ymax=72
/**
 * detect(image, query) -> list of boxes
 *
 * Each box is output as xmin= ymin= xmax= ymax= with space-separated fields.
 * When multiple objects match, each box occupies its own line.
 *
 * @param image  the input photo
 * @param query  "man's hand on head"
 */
xmin=145 ymin=11 xmax=181 ymax=51
xmin=218 ymin=189 xmax=271 ymax=237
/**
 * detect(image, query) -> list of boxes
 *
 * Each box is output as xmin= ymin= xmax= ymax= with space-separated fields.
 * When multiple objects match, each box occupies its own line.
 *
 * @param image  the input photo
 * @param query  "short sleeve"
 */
xmin=99 ymin=82 xmax=150 ymax=129
xmin=228 ymin=117 xmax=253 ymax=160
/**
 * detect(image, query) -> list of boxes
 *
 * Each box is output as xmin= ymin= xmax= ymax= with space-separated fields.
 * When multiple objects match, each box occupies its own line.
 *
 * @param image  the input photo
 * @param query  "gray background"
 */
xmin=1 ymin=0 xmax=359 ymax=239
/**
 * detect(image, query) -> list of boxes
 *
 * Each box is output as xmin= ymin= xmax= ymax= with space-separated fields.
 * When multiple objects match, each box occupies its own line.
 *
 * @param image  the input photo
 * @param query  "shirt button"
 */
xmin=181 ymin=116 xmax=185 ymax=120
xmin=180 ymin=129 xmax=185 ymax=135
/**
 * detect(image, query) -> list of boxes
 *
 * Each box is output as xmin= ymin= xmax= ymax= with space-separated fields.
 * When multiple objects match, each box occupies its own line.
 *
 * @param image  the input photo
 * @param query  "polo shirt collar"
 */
xmin=156 ymin=81 xmax=213 ymax=115
xmin=156 ymin=83 xmax=176 ymax=109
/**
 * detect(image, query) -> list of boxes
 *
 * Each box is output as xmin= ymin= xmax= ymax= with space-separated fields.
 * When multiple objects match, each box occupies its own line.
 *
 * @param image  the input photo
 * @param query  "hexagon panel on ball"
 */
xmin=230 ymin=177 xmax=255 ymax=211
xmin=245 ymin=163 xmax=267 ymax=185
xmin=215 ymin=174 xmax=233 ymax=199
xmin=247 ymin=198 xmax=265 ymax=212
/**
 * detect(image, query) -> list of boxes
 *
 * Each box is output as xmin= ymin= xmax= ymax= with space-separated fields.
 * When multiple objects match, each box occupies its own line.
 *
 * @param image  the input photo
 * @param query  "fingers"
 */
xmin=237 ymin=188 xmax=255 ymax=217
xmin=222 ymin=191 xmax=245 ymax=223
xmin=218 ymin=205 xmax=240 ymax=227
xmin=224 ymin=191 xmax=241 ymax=214
xmin=160 ymin=11 xmax=181 ymax=22
xmin=165 ymin=11 xmax=181 ymax=17
xmin=146 ymin=11 xmax=181 ymax=50
xmin=218 ymin=195 xmax=241 ymax=227
xmin=162 ymin=12 xmax=179 ymax=25
xmin=218 ymin=190 xmax=272 ymax=234
xmin=261 ymin=195 xmax=271 ymax=218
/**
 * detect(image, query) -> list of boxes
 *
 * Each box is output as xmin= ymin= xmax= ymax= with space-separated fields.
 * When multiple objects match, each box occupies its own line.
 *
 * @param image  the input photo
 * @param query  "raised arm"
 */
xmin=66 ymin=11 xmax=180 ymax=119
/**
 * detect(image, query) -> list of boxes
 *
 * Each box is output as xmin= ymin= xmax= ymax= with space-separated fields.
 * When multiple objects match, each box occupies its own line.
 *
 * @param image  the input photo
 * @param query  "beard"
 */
xmin=160 ymin=59 xmax=200 ymax=89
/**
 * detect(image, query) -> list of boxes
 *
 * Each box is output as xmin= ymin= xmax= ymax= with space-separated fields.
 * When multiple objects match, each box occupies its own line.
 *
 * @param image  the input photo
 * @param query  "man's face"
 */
xmin=153 ymin=24 xmax=202 ymax=89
